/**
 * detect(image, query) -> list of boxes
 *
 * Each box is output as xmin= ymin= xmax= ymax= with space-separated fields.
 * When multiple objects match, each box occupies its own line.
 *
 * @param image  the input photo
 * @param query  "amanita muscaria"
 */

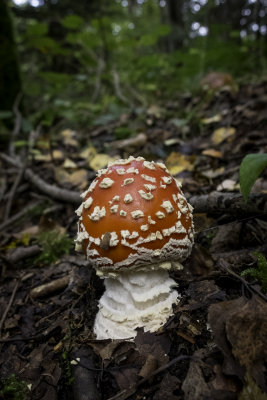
xmin=75 ymin=156 xmax=194 ymax=339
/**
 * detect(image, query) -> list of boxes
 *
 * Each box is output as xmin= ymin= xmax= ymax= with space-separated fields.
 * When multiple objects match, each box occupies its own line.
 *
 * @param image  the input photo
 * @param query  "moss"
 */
xmin=0 ymin=374 xmax=29 ymax=400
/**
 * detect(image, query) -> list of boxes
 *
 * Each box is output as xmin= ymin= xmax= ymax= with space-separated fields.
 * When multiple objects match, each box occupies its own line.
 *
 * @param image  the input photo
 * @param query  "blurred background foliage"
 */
xmin=1 ymin=0 xmax=267 ymax=131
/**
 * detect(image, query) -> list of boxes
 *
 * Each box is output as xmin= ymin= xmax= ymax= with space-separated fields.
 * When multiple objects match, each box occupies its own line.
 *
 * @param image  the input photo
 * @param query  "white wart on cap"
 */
xmin=76 ymin=156 xmax=194 ymax=275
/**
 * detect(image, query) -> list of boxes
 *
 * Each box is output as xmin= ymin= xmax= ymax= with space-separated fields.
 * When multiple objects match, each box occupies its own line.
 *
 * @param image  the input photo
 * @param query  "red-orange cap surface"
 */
xmin=75 ymin=157 xmax=194 ymax=273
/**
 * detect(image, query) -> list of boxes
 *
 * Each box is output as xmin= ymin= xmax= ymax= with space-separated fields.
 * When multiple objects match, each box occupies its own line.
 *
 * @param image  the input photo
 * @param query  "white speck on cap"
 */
xmin=99 ymin=177 xmax=114 ymax=188
xmin=131 ymin=210 xmax=144 ymax=219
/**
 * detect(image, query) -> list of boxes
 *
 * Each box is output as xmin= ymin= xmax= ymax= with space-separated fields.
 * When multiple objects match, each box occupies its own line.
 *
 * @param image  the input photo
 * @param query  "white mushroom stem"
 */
xmin=94 ymin=269 xmax=180 ymax=340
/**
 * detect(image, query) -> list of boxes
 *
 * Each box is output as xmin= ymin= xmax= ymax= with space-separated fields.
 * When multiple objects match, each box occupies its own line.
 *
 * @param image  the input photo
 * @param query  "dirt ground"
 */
xmin=0 ymin=79 xmax=267 ymax=400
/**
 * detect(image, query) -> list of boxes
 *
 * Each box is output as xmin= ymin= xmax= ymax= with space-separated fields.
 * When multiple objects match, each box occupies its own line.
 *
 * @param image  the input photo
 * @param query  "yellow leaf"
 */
xmin=54 ymin=167 xmax=88 ymax=189
xmin=60 ymin=129 xmax=78 ymax=147
xmin=202 ymin=149 xmax=222 ymax=158
xmin=63 ymin=158 xmax=77 ymax=169
xmin=211 ymin=127 xmax=236 ymax=144
xmin=89 ymin=154 xmax=117 ymax=171
xmin=201 ymin=114 xmax=222 ymax=124
xmin=68 ymin=169 xmax=88 ymax=189
xmin=165 ymin=152 xmax=194 ymax=176
xmin=79 ymin=146 xmax=97 ymax=161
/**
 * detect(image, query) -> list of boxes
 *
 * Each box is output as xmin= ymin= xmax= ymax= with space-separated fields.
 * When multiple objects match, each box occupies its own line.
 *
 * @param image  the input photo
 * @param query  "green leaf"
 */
xmin=26 ymin=22 xmax=48 ymax=37
xmin=239 ymin=153 xmax=267 ymax=202
xmin=61 ymin=15 xmax=84 ymax=30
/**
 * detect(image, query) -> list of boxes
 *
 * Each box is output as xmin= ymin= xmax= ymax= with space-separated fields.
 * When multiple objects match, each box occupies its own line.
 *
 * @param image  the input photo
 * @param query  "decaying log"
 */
xmin=188 ymin=191 xmax=267 ymax=215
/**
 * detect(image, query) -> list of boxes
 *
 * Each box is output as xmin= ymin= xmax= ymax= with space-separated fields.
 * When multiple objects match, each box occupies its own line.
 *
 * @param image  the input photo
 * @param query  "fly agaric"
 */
xmin=75 ymin=156 xmax=194 ymax=339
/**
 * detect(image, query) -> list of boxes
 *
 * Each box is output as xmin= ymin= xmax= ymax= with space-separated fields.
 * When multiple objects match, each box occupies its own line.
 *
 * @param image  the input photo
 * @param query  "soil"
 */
xmin=0 ymin=79 xmax=267 ymax=400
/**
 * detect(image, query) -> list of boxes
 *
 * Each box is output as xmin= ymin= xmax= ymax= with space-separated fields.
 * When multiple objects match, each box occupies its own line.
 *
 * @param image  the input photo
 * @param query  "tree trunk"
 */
xmin=0 ymin=0 xmax=21 ymax=113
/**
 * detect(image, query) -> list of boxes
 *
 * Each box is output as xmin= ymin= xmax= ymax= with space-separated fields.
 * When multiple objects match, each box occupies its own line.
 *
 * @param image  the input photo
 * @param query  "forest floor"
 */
xmin=0 ymin=78 xmax=267 ymax=400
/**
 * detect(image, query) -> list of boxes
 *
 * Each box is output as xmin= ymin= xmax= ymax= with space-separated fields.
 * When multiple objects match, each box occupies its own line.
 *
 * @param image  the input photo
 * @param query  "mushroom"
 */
xmin=75 ymin=156 xmax=194 ymax=339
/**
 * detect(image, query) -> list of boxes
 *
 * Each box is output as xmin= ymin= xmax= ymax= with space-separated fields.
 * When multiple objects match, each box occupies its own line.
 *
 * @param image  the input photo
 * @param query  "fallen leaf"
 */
xmin=208 ymin=296 xmax=267 ymax=391
xmin=217 ymin=179 xmax=239 ymax=191
xmin=211 ymin=127 xmax=236 ymax=145
xmin=147 ymin=104 xmax=162 ymax=118
xmin=79 ymin=146 xmax=97 ymax=160
xmin=54 ymin=167 xmax=88 ymax=189
xmin=165 ymin=152 xmax=194 ymax=175
xmin=63 ymin=158 xmax=77 ymax=169
xmin=60 ymin=129 xmax=79 ymax=147
xmin=202 ymin=149 xmax=222 ymax=158
xmin=201 ymin=166 xmax=225 ymax=179
xmin=153 ymin=372 xmax=180 ymax=400
xmin=238 ymin=373 xmax=267 ymax=400
xmin=89 ymin=154 xmax=117 ymax=171
xmin=201 ymin=114 xmax=222 ymax=124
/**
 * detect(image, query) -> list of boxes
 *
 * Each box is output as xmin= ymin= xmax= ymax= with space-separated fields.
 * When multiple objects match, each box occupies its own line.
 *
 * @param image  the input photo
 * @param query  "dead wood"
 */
xmin=7 ymin=245 xmax=41 ymax=264
xmin=30 ymin=275 xmax=70 ymax=298
xmin=188 ymin=191 xmax=267 ymax=215
xmin=0 ymin=153 xmax=81 ymax=204
xmin=71 ymin=348 xmax=101 ymax=400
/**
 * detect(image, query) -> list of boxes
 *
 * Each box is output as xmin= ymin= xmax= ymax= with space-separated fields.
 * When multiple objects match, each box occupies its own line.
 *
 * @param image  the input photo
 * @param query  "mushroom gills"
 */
xmin=94 ymin=268 xmax=180 ymax=339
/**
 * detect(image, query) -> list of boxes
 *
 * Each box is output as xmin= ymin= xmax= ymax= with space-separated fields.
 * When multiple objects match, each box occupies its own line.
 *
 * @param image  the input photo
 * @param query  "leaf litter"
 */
xmin=0 ymin=79 xmax=267 ymax=399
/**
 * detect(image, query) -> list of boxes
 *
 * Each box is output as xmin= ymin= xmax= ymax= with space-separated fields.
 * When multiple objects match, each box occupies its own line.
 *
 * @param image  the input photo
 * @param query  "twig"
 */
xmin=218 ymin=259 xmax=267 ymax=302
xmin=4 ymin=163 xmax=27 ymax=221
xmin=9 ymin=92 xmax=23 ymax=158
xmin=107 ymin=355 xmax=200 ymax=400
xmin=7 ymin=245 xmax=41 ymax=264
xmin=0 ymin=200 xmax=43 ymax=232
xmin=30 ymin=275 xmax=70 ymax=298
xmin=112 ymin=67 xmax=132 ymax=107
xmin=91 ymin=57 xmax=105 ymax=102
xmin=0 ymin=279 xmax=20 ymax=337
xmin=0 ymin=153 xmax=81 ymax=204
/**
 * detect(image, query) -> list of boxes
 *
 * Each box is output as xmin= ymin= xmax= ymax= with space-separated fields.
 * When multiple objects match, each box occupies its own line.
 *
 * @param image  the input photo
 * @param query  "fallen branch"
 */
xmin=0 ymin=200 xmax=43 ymax=232
xmin=30 ymin=275 xmax=70 ymax=298
xmin=7 ymin=245 xmax=41 ymax=264
xmin=218 ymin=259 xmax=267 ymax=302
xmin=107 ymin=355 xmax=202 ymax=400
xmin=188 ymin=191 xmax=267 ymax=215
xmin=0 ymin=153 xmax=81 ymax=204
xmin=2 ymin=152 xmax=267 ymax=214
xmin=0 ymin=279 xmax=20 ymax=337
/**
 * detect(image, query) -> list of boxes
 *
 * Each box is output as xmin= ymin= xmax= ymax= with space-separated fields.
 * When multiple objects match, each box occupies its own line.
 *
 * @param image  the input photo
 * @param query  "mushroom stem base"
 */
xmin=94 ymin=268 xmax=179 ymax=340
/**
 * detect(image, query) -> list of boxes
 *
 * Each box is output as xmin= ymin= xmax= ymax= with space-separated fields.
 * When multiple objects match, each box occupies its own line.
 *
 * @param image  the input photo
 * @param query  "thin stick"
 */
xmin=107 ymin=355 xmax=200 ymax=400
xmin=0 ymin=279 xmax=20 ymax=337
xmin=218 ymin=259 xmax=267 ymax=302
xmin=9 ymin=92 xmax=23 ymax=158
xmin=0 ymin=200 xmax=42 ymax=232
xmin=4 ymin=163 xmax=26 ymax=221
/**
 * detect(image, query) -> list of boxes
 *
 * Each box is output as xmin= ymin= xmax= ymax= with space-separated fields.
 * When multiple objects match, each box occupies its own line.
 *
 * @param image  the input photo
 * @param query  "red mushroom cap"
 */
xmin=75 ymin=157 xmax=194 ymax=273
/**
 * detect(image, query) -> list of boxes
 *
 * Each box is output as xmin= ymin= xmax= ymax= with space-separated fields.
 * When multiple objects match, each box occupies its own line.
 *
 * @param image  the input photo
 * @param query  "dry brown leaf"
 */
xmin=217 ymin=179 xmax=239 ymax=191
xmin=209 ymin=296 xmax=267 ymax=391
xmin=202 ymin=149 xmax=222 ymax=158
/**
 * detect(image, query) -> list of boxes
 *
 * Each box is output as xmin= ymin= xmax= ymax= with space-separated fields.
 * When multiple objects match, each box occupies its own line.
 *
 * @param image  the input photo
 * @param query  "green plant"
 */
xmin=239 ymin=153 xmax=267 ymax=202
xmin=0 ymin=374 xmax=29 ymax=400
xmin=241 ymin=252 xmax=267 ymax=293
xmin=34 ymin=230 xmax=73 ymax=265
